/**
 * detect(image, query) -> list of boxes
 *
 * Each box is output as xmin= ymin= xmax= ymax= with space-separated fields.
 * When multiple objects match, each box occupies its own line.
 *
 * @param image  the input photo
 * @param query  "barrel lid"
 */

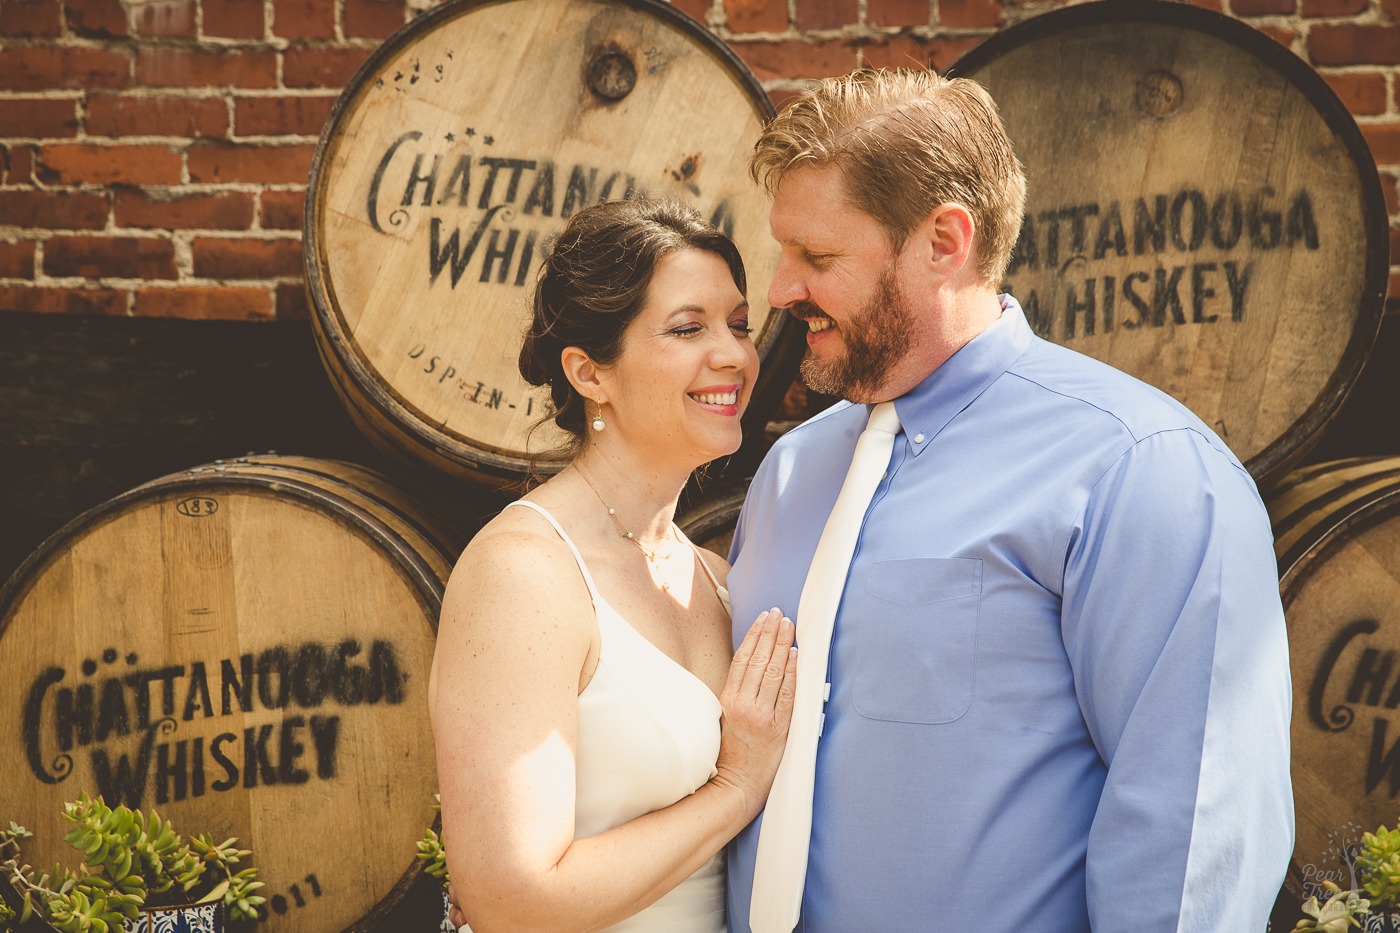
xmin=304 ymin=0 xmax=799 ymax=486
xmin=1264 ymin=459 xmax=1400 ymax=906
xmin=949 ymin=0 xmax=1389 ymax=486
xmin=0 ymin=458 xmax=447 ymax=933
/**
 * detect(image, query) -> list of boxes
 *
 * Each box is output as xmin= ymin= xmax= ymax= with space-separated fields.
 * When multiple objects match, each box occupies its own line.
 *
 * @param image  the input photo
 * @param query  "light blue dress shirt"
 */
xmin=726 ymin=297 xmax=1293 ymax=932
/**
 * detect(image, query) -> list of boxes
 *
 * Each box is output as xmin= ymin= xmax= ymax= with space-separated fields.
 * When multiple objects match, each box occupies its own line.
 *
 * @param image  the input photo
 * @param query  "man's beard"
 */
xmin=797 ymin=265 xmax=915 ymax=400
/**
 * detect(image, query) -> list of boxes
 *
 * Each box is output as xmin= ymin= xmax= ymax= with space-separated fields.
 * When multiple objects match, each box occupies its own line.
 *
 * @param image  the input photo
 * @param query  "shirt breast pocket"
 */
xmin=850 ymin=557 xmax=982 ymax=725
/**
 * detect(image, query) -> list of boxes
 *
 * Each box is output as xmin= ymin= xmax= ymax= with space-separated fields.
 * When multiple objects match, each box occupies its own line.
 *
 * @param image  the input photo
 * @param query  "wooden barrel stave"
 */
xmin=0 ymin=455 xmax=463 ymax=933
xmin=305 ymin=0 xmax=802 ymax=489
xmin=950 ymin=1 xmax=1389 ymax=486
xmin=1265 ymin=458 xmax=1400 ymax=905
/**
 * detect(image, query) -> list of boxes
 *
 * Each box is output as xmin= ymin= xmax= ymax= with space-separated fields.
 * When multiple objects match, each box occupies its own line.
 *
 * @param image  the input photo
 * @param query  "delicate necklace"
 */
xmin=575 ymin=468 xmax=674 ymax=566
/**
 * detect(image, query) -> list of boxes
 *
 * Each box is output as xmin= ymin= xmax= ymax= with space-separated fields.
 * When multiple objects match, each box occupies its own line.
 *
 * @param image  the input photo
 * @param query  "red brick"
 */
xmin=1384 ymin=0 xmax=1400 ymax=20
xmin=259 ymin=188 xmax=305 ymax=229
xmin=0 ymin=190 xmax=108 ymax=228
xmin=37 ymin=143 xmax=182 ymax=185
xmin=795 ymin=0 xmax=856 ymax=29
xmin=272 ymin=0 xmax=334 ymax=39
xmin=136 ymin=47 xmax=277 ymax=88
xmin=1 ymin=0 xmax=61 ymax=37
xmin=1391 ymin=224 xmax=1400 ymax=266
xmin=0 ymin=285 xmax=128 ymax=314
xmin=1323 ymin=71 xmax=1388 ymax=115
xmin=765 ymin=85 xmax=806 ymax=112
xmin=87 ymin=95 xmax=228 ymax=138
xmin=0 ymin=98 xmax=79 ymax=137
xmin=187 ymin=142 xmax=315 ymax=183
xmin=858 ymin=34 xmax=932 ymax=69
xmin=1188 ymin=0 xmax=1223 ymax=11
xmin=202 ymin=0 xmax=263 ymax=38
xmin=344 ymin=0 xmax=405 ymax=38
xmin=1309 ymin=25 xmax=1400 ymax=66
xmin=1233 ymin=0 xmax=1294 ymax=12
xmin=859 ymin=33 xmax=982 ymax=72
xmin=44 ymin=234 xmax=177 ymax=279
xmin=723 ymin=0 xmax=786 ymax=33
xmin=1362 ymin=122 xmax=1400 ymax=164
xmin=283 ymin=47 xmax=375 ymax=88
xmin=670 ymin=0 xmax=710 ymax=23
xmin=3 ymin=143 xmax=36 ymax=183
xmin=0 ymin=240 xmax=36 ymax=278
xmin=115 ymin=189 xmax=255 ymax=229
xmin=133 ymin=285 xmax=272 ymax=320
xmin=867 ymin=0 xmax=927 ymax=26
xmin=734 ymin=40 xmax=858 ymax=82
xmin=1301 ymin=0 xmax=1367 ymax=15
xmin=1390 ymin=271 xmax=1400 ymax=308
xmin=64 ymin=0 xmax=127 ymax=35
xmin=1258 ymin=25 xmax=1297 ymax=48
xmin=132 ymin=0 xmax=195 ymax=36
xmin=275 ymin=280 xmax=309 ymax=319
xmin=938 ymin=0 xmax=1001 ymax=28
xmin=1382 ymin=171 xmax=1399 ymax=215
xmin=192 ymin=235 xmax=302 ymax=277
xmin=0 ymin=47 xmax=131 ymax=90
xmin=234 ymin=95 xmax=335 ymax=136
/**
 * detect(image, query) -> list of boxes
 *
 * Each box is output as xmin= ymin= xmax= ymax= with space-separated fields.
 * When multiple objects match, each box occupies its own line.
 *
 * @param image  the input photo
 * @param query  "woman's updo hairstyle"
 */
xmin=519 ymin=198 xmax=747 ymax=451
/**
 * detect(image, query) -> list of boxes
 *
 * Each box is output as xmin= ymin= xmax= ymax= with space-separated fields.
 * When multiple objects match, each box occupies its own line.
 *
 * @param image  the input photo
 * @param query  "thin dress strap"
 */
xmin=502 ymin=500 xmax=601 ymax=605
xmin=681 ymin=534 xmax=732 ymax=617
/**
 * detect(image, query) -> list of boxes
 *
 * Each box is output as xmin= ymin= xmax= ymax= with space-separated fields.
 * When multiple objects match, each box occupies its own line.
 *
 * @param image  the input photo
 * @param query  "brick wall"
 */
xmin=0 ymin=0 xmax=1398 ymax=320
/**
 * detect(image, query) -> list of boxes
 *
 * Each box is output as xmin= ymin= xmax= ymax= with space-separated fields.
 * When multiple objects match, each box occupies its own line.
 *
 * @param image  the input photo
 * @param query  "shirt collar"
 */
xmin=890 ymin=294 xmax=1034 ymax=456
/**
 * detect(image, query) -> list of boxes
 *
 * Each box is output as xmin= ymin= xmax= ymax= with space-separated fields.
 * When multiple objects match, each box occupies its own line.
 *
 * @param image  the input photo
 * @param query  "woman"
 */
xmin=428 ymin=199 xmax=797 ymax=933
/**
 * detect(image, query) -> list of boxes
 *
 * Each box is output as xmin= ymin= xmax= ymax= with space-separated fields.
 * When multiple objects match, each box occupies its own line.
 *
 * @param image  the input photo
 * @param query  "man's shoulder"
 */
xmin=1009 ymin=336 xmax=1232 ymax=455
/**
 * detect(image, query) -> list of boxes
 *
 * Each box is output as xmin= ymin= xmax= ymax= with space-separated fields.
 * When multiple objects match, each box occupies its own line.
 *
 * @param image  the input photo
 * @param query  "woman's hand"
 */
xmin=714 ymin=608 xmax=797 ymax=816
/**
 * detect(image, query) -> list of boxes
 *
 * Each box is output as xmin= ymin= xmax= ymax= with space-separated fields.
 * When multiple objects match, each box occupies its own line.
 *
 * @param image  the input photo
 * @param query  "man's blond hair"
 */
xmin=751 ymin=69 xmax=1027 ymax=284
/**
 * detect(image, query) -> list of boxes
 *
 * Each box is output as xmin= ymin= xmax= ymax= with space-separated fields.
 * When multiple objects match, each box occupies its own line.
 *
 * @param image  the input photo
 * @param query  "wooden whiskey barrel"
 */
xmin=950 ymin=0 xmax=1389 ymax=487
xmin=0 ymin=456 xmax=464 ymax=933
xmin=1264 ymin=457 xmax=1400 ymax=904
xmin=305 ymin=0 xmax=803 ymax=489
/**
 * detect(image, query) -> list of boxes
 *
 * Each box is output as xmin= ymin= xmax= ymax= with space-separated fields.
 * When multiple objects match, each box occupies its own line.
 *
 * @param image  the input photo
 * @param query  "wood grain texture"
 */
xmin=952 ymin=1 xmax=1389 ymax=486
xmin=1265 ymin=457 xmax=1400 ymax=905
xmin=0 ymin=456 xmax=464 ymax=932
xmin=306 ymin=0 xmax=803 ymax=488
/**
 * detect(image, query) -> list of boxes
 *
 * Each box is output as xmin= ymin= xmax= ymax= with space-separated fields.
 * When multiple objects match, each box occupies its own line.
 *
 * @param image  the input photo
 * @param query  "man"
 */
xmin=726 ymin=69 xmax=1293 ymax=932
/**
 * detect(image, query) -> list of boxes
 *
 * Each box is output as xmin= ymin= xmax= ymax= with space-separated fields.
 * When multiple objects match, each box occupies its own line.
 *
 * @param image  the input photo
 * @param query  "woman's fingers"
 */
xmin=738 ymin=609 xmax=783 ymax=699
xmin=754 ymin=617 xmax=795 ymax=710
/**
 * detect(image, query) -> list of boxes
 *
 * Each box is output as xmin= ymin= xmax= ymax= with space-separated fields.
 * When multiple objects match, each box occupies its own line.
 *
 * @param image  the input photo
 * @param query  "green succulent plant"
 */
xmin=415 ymin=795 xmax=450 ymax=885
xmin=1 ymin=794 xmax=266 ymax=933
xmin=1291 ymin=881 xmax=1370 ymax=933
xmin=1359 ymin=824 xmax=1400 ymax=907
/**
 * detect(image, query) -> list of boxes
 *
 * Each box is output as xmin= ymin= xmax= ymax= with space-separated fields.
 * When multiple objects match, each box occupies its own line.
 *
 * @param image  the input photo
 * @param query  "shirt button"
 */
xmin=914 ymin=432 xmax=925 ymax=443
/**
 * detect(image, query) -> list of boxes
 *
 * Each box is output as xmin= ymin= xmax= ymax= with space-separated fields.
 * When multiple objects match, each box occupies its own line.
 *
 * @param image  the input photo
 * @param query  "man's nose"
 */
xmin=767 ymin=257 xmax=809 ymax=309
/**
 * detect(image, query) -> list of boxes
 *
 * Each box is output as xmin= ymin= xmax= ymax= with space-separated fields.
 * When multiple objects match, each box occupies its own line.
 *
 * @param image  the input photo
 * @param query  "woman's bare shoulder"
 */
xmin=444 ymin=503 xmax=592 ymax=619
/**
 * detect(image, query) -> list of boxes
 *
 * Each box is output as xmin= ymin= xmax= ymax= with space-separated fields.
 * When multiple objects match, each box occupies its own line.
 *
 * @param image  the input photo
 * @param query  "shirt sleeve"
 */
xmin=1061 ymin=428 xmax=1293 ymax=933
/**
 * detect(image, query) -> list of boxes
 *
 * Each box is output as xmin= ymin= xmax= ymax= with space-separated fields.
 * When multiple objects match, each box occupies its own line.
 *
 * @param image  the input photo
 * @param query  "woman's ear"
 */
xmin=561 ymin=346 xmax=607 ymax=405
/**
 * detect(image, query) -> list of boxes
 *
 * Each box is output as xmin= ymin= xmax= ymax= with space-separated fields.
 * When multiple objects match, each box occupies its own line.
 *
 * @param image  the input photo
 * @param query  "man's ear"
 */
xmin=561 ymin=345 xmax=607 ymax=405
xmin=916 ymin=202 xmax=976 ymax=280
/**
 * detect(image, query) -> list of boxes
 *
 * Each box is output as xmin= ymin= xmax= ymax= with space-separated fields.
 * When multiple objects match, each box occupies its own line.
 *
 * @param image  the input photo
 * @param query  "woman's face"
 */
xmin=599 ymin=248 xmax=759 ymax=467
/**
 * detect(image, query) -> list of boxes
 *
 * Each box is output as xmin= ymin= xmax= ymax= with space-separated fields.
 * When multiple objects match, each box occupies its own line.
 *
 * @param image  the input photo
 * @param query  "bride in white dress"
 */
xmin=428 ymin=199 xmax=797 ymax=933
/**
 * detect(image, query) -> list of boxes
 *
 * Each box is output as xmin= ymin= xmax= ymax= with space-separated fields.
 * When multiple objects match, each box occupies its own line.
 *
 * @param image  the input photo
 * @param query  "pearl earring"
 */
xmin=591 ymin=409 xmax=605 ymax=431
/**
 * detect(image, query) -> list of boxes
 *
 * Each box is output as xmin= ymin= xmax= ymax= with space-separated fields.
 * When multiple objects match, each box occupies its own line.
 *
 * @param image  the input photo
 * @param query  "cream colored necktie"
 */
xmin=749 ymin=400 xmax=902 ymax=933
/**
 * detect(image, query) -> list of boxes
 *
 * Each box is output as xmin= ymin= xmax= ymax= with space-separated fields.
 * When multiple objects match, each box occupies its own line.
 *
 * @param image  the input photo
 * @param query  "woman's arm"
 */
xmin=429 ymin=528 xmax=795 ymax=933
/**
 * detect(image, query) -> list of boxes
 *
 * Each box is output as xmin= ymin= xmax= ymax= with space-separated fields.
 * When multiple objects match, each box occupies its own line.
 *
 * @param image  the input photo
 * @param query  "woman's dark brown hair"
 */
xmin=519 ymin=198 xmax=747 ymax=452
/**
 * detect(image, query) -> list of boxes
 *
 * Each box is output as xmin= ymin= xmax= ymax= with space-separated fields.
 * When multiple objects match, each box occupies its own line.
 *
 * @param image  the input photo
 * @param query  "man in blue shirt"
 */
xmin=726 ymin=69 xmax=1293 ymax=931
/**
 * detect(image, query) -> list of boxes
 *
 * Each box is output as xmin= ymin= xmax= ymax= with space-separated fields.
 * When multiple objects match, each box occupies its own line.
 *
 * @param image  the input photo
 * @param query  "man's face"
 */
xmin=767 ymin=166 xmax=918 ymax=402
